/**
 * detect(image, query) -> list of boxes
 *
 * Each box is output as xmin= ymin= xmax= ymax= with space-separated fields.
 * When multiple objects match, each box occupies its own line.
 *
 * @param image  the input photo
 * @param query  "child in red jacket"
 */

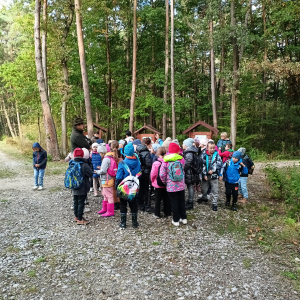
xmin=218 ymin=143 xmax=233 ymax=163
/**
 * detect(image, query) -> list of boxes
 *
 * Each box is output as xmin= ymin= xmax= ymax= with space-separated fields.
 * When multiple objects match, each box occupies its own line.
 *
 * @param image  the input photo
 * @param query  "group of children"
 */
xmin=32 ymin=131 xmax=254 ymax=228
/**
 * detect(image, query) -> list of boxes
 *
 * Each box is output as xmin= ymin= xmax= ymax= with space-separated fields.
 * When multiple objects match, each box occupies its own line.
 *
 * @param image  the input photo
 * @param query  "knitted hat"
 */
xmin=92 ymin=143 xmax=99 ymax=149
xmin=82 ymin=148 xmax=90 ymax=159
xmin=169 ymin=142 xmax=180 ymax=154
xmin=172 ymin=139 xmax=180 ymax=145
xmin=162 ymin=137 xmax=172 ymax=149
xmin=133 ymin=139 xmax=141 ymax=145
xmin=183 ymin=138 xmax=194 ymax=148
xmin=97 ymin=143 xmax=107 ymax=153
xmin=152 ymin=144 xmax=160 ymax=152
xmin=238 ymin=147 xmax=246 ymax=156
xmin=124 ymin=143 xmax=134 ymax=157
xmin=74 ymin=148 xmax=84 ymax=158
xmin=194 ymin=137 xmax=200 ymax=143
xmin=73 ymin=117 xmax=84 ymax=126
xmin=233 ymin=151 xmax=242 ymax=159
xmin=200 ymin=138 xmax=208 ymax=146
xmin=97 ymin=139 xmax=104 ymax=144
xmin=118 ymin=140 xmax=126 ymax=145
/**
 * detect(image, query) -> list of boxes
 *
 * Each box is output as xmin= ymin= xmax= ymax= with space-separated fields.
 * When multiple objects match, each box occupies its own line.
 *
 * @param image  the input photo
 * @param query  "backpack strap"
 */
xmin=206 ymin=151 xmax=218 ymax=171
xmin=121 ymin=161 xmax=132 ymax=176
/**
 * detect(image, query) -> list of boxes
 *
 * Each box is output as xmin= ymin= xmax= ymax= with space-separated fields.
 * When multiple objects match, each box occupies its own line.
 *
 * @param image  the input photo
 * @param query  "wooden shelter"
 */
xmin=84 ymin=123 xmax=108 ymax=139
xmin=134 ymin=123 xmax=162 ymax=143
xmin=182 ymin=120 xmax=219 ymax=140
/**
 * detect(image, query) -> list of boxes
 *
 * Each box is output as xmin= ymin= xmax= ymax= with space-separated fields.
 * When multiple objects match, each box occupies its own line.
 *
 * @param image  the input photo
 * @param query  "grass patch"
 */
xmin=49 ymin=187 xmax=63 ymax=192
xmin=31 ymin=238 xmax=42 ymax=244
xmin=243 ymin=258 xmax=253 ymax=268
xmin=0 ymin=199 xmax=8 ymax=203
xmin=282 ymin=271 xmax=299 ymax=280
xmin=24 ymin=286 xmax=38 ymax=293
xmin=152 ymin=242 xmax=161 ymax=246
xmin=27 ymin=270 xmax=36 ymax=277
xmin=34 ymin=256 xmax=46 ymax=263
xmin=0 ymin=168 xmax=15 ymax=178
xmin=187 ymin=213 xmax=196 ymax=221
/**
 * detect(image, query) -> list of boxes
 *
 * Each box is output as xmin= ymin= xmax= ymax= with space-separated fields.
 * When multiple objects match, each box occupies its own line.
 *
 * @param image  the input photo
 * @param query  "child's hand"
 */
xmin=97 ymin=166 xmax=101 ymax=169
xmin=240 ymin=162 xmax=245 ymax=167
xmin=208 ymin=170 xmax=213 ymax=175
xmin=36 ymin=164 xmax=40 ymax=167
xmin=204 ymin=176 xmax=208 ymax=181
xmin=219 ymin=176 xmax=223 ymax=181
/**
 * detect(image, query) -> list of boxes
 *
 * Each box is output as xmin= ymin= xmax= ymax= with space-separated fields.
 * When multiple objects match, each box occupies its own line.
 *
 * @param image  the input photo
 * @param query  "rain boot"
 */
xmin=132 ymin=213 xmax=139 ymax=228
xmin=101 ymin=203 xmax=115 ymax=217
xmin=97 ymin=201 xmax=107 ymax=214
xmin=120 ymin=213 xmax=127 ymax=229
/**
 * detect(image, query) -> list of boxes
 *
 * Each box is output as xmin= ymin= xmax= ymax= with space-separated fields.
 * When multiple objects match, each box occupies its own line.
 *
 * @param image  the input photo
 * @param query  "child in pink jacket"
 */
xmin=150 ymin=147 xmax=171 ymax=219
xmin=159 ymin=142 xmax=187 ymax=227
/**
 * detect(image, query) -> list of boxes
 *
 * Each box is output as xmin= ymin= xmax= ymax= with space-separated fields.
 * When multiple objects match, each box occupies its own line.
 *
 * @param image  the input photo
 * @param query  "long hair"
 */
xmin=110 ymin=140 xmax=119 ymax=160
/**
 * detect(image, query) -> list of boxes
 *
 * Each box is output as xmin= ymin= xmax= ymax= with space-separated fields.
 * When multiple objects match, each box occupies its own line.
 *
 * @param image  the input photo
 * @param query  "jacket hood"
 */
xmin=105 ymin=152 xmax=114 ymax=157
xmin=74 ymin=157 xmax=89 ymax=163
xmin=72 ymin=126 xmax=84 ymax=133
xmin=185 ymin=146 xmax=198 ymax=154
xmin=136 ymin=144 xmax=149 ymax=152
xmin=231 ymin=158 xmax=242 ymax=165
xmin=206 ymin=150 xmax=217 ymax=155
xmin=124 ymin=156 xmax=140 ymax=173
xmin=32 ymin=142 xmax=42 ymax=149
xmin=164 ymin=153 xmax=183 ymax=162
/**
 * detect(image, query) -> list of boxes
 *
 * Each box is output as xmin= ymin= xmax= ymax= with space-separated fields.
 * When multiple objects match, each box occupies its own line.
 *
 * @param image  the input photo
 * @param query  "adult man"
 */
xmin=70 ymin=117 xmax=91 ymax=152
xmin=91 ymin=130 xmax=99 ymax=143
xmin=125 ymin=130 xmax=134 ymax=143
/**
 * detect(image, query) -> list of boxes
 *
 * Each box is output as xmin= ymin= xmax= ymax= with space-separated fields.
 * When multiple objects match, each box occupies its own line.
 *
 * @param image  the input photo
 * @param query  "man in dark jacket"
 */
xmin=70 ymin=117 xmax=91 ymax=152
xmin=183 ymin=138 xmax=202 ymax=210
xmin=136 ymin=143 xmax=152 ymax=212
xmin=32 ymin=142 xmax=47 ymax=190
xmin=72 ymin=148 xmax=93 ymax=225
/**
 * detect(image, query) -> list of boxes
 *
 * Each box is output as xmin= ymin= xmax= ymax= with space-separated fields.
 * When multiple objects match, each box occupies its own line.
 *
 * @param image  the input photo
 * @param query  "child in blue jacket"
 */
xmin=219 ymin=151 xmax=248 ymax=212
xmin=32 ymin=142 xmax=47 ymax=190
xmin=115 ymin=143 xmax=141 ymax=229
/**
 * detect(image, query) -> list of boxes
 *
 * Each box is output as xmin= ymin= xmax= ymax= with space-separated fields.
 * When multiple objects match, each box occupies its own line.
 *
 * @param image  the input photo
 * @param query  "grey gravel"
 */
xmin=0 ymin=150 xmax=298 ymax=300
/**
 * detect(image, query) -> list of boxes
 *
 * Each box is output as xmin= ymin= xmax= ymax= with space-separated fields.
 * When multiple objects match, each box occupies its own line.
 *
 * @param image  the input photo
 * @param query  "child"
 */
xmin=151 ymin=143 xmax=160 ymax=163
xmin=237 ymin=147 xmax=254 ymax=204
xmin=159 ymin=142 xmax=187 ymax=227
xmin=136 ymin=141 xmax=152 ymax=213
xmin=96 ymin=141 xmax=119 ymax=217
xmin=217 ymin=132 xmax=231 ymax=151
xmin=220 ymin=151 xmax=248 ymax=211
xmin=71 ymin=148 xmax=93 ymax=225
xmin=199 ymin=138 xmax=208 ymax=155
xmin=183 ymin=138 xmax=201 ymax=210
xmin=115 ymin=143 xmax=141 ymax=229
xmin=91 ymin=143 xmax=101 ymax=197
xmin=32 ymin=142 xmax=47 ymax=190
xmin=218 ymin=143 xmax=234 ymax=163
xmin=150 ymin=147 xmax=171 ymax=219
xmin=162 ymin=137 xmax=172 ymax=152
xmin=199 ymin=141 xmax=222 ymax=211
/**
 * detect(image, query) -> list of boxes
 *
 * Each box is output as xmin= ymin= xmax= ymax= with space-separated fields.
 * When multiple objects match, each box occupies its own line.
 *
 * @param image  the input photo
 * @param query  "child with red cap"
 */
xmin=72 ymin=148 xmax=93 ymax=225
xmin=159 ymin=142 xmax=187 ymax=227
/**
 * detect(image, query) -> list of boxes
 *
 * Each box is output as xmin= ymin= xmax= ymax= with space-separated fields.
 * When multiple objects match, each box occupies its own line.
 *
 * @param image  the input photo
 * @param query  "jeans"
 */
xmin=201 ymin=177 xmax=218 ymax=205
xmin=239 ymin=177 xmax=248 ymax=199
xmin=187 ymin=184 xmax=194 ymax=202
xmin=120 ymin=198 xmax=138 ymax=214
xmin=74 ymin=194 xmax=86 ymax=221
xmin=226 ymin=182 xmax=239 ymax=204
xmin=138 ymin=173 xmax=150 ymax=208
xmin=154 ymin=188 xmax=171 ymax=218
xmin=168 ymin=190 xmax=187 ymax=222
xmin=34 ymin=168 xmax=45 ymax=187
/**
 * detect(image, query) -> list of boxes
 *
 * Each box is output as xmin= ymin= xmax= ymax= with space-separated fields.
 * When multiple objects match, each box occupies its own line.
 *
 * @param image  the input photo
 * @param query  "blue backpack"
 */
xmin=64 ymin=160 xmax=84 ymax=189
xmin=168 ymin=161 xmax=184 ymax=182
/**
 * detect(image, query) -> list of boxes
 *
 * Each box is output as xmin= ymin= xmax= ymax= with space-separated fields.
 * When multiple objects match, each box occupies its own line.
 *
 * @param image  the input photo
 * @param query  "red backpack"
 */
xmin=106 ymin=155 xmax=118 ymax=177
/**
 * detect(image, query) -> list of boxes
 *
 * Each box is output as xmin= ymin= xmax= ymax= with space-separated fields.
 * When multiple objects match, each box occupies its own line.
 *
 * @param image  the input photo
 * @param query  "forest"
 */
xmin=0 ymin=0 xmax=299 ymax=159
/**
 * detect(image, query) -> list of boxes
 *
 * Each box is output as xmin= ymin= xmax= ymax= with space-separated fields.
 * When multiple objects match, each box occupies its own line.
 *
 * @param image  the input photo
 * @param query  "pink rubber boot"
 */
xmin=97 ymin=201 xmax=108 ymax=214
xmin=101 ymin=203 xmax=115 ymax=217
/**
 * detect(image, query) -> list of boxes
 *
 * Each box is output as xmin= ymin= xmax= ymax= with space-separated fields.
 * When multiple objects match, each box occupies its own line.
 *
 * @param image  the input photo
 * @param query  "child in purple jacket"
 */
xmin=159 ymin=142 xmax=187 ymax=227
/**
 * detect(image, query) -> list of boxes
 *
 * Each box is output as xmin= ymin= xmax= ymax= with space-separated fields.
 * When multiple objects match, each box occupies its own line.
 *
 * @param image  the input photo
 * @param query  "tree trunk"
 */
xmin=42 ymin=0 xmax=48 ymax=96
xmin=230 ymin=0 xmax=239 ymax=150
xmin=75 ymin=0 xmax=93 ymax=138
xmin=163 ymin=0 xmax=169 ymax=140
xmin=34 ymin=0 xmax=60 ymax=159
xmin=170 ymin=0 xmax=176 ymax=139
xmin=239 ymin=0 xmax=252 ymax=60
xmin=129 ymin=0 xmax=137 ymax=133
xmin=15 ymin=101 xmax=22 ymax=138
xmin=219 ymin=45 xmax=225 ymax=115
xmin=210 ymin=21 xmax=217 ymax=129
xmin=2 ymin=99 xmax=15 ymax=139
xmin=61 ymin=59 xmax=69 ymax=157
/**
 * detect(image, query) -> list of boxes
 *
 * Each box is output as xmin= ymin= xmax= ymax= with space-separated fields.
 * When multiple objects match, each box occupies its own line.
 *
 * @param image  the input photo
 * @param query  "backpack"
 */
xmin=156 ymin=161 xmax=166 ymax=187
xmin=106 ymin=156 xmax=118 ymax=177
xmin=117 ymin=162 xmax=141 ymax=201
xmin=64 ymin=161 xmax=84 ymax=189
xmin=243 ymin=155 xmax=254 ymax=175
xmin=168 ymin=160 xmax=184 ymax=182
xmin=192 ymin=153 xmax=202 ymax=174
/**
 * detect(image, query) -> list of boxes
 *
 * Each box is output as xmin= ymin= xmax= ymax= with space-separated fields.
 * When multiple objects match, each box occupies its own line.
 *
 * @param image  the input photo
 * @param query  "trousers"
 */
xmin=154 ymin=188 xmax=171 ymax=218
xmin=201 ymin=177 xmax=218 ymax=205
xmin=138 ymin=173 xmax=150 ymax=208
xmin=120 ymin=198 xmax=138 ymax=214
xmin=73 ymin=194 xmax=86 ymax=221
xmin=34 ymin=168 xmax=45 ymax=187
xmin=226 ymin=182 xmax=239 ymax=204
xmin=238 ymin=177 xmax=248 ymax=199
xmin=168 ymin=190 xmax=187 ymax=222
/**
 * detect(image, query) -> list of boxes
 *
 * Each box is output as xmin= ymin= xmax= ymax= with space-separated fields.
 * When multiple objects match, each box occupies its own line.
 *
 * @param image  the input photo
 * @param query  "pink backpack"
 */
xmin=106 ymin=155 xmax=118 ymax=177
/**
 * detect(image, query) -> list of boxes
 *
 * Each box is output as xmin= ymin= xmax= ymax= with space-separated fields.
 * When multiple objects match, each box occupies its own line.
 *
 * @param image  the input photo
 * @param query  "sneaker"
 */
xmin=145 ymin=206 xmax=151 ymax=214
xmin=197 ymin=197 xmax=208 ymax=204
xmin=32 ymin=186 xmax=38 ymax=190
xmin=172 ymin=220 xmax=179 ymax=227
xmin=232 ymin=204 xmax=237 ymax=212
xmin=90 ymin=188 xmax=94 ymax=192
xmin=84 ymin=207 xmax=91 ymax=213
xmin=74 ymin=217 xmax=79 ymax=222
xmin=207 ymin=194 xmax=211 ymax=200
xmin=154 ymin=215 xmax=160 ymax=219
xmin=225 ymin=201 xmax=230 ymax=207
xmin=212 ymin=204 xmax=218 ymax=211
xmin=179 ymin=218 xmax=187 ymax=225
xmin=70 ymin=205 xmax=74 ymax=210
xmin=77 ymin=218 xmax=90 ymax=225
xmin=93 ymin=193 xmax=99 ymax=197
xmin=38 ymin=186 xmax=43 ymax=191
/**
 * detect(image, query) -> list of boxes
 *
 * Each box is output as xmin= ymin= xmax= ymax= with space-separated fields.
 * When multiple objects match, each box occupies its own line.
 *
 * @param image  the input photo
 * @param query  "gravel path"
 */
xmin=0 ymin=151 xmax=299 ymax=300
